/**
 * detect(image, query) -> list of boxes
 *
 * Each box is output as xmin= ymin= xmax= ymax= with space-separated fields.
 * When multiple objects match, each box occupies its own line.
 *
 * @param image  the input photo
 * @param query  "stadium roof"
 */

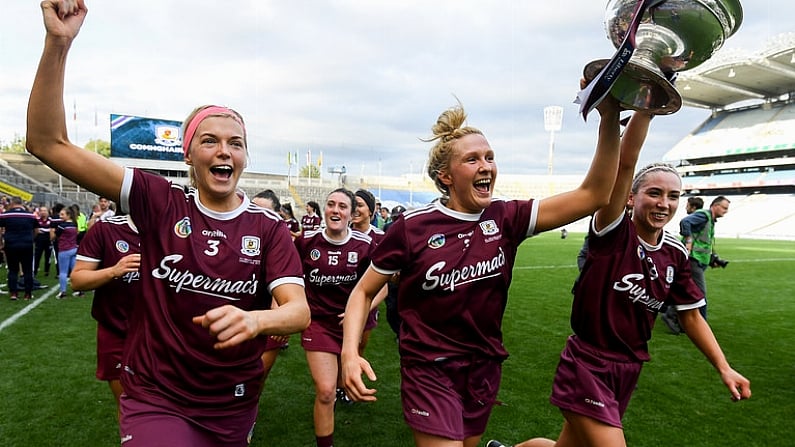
xmin=677 ymin=33 xmax=795 ymax=110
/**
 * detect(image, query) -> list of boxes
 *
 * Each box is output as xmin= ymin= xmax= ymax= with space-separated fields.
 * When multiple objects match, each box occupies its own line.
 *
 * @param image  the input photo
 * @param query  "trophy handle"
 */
xmin=584 ymin=59 xmax=682 ymax=115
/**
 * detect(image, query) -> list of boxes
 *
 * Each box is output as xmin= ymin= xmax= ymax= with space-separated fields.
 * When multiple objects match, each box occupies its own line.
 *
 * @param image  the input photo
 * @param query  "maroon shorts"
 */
xmin=364 ymin=308 xmax=379 ymax=331
xmin=301 ymin=317 xmax=342 ymax=354
xmin=549 ymin=335 xmax=642 ymax=428
xmin=96 ymin=324 xmax=124 ymax=381
xmin=119 ymin=394 xmax=258 ymax=446
xmin=263 ymin=335 xmax=289 ymax=352
xmin=400 ymin=358 xmax=501 ymax=440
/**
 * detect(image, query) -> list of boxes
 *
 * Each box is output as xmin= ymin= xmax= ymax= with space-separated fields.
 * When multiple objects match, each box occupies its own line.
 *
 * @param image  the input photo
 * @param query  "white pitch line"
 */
xmin=513 ymin=257 xmax=795 ymax=270
xmin=0 ymin=286 xmax=59 ymax=333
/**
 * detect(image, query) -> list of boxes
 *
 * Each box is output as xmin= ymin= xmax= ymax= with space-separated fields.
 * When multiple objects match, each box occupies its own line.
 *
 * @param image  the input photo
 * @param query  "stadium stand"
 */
xmin=664 ymin=34 xmax=795 ymax=200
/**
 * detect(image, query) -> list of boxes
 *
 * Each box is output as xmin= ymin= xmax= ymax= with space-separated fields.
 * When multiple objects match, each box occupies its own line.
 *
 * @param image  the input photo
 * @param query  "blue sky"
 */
xmin=2 ymin=1 xmax=792 ymax=178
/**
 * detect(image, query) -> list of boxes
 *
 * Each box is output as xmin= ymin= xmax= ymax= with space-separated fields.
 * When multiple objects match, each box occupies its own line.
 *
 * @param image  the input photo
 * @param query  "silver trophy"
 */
xmin=584 ymin=0 xmax=743 ymax=115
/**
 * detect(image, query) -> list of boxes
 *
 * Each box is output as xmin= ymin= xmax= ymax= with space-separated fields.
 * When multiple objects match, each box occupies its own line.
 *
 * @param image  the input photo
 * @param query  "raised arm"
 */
xmin=26 ymin=0 xmax=124 ymax=202
xmin=593 ymin=112 xmax=653 ymax=230
xmin=535 ymin=94 xmax=622 ymax=233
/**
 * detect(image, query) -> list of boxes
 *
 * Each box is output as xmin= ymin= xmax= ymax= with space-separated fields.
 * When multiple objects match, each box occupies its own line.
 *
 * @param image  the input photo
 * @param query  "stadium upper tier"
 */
xmin=663 ymin=100 xmax=795 ymax=162
xmin=675 ymin=33 xmax=795 ymax=110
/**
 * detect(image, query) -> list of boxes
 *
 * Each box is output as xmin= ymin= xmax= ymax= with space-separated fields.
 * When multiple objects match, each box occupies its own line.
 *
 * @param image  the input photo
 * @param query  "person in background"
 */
xmin=0 ymin=196 xmax=39 ymax=301
xmin=34 ymin=205 xmax=54 ymax=277
xmin=661 ymin=195 xmax=704 ymax=334
xmin=486 ymin=114 xmax=750 ymax=447
xmin=378 ymin=206 xmax=391 ymax=229
xmin=26 ymin=2 xmax=309 ymax=445
xmin=382 ymin=205 xmax=406 ymax=337
xmin=49 ymin=203 xmax=65 ymax=264
xmin=341 ymin=94 xmax=628 ymax=447
xmin=72 ymin=203 xmax=88 ymax=244
xmin=70 ymin=213 xmax=141 ymax=419
xmin=684 ymin=196 xmax=704 ymax=214
xmin=253 ymin=189 xmax=281 ymax=215
xmin=53 ymin=205 xmax=79 ymax=299
xmin=296 ymin=188 xmax=375 ymax=447
xmin=252 ymin=190 xmax=291 ymax=382
xmin=302 ymin=201 xmax=322 ymax=234
xmin=679 ymin=195 xmax=730 ymax=321
xmin=351 ymin=189 xmax=387 ymax=353
xmin=383 ymin=205 xmax=404 ymax=233
xmin=371 ymin=200 xmax=383 ymax=229
xmin=280 ymin=203 xmax=301 ymax=240
xmin=87 ymin=195 xmax=116 ymax=229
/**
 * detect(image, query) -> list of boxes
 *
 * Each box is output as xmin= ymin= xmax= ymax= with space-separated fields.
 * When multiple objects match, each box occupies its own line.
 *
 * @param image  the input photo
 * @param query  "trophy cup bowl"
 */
xmin=584 ymin=0 xmax=743 ymax=114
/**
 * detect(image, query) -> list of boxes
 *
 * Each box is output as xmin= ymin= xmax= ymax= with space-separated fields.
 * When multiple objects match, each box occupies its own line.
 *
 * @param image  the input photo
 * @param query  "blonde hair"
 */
xmin=182 ymin=105 xmax=248 ymax=187
xmin=631 ymin=162 xmax=681 ymax=193
xmin=423 ymin=102 xmax=483 ymax=196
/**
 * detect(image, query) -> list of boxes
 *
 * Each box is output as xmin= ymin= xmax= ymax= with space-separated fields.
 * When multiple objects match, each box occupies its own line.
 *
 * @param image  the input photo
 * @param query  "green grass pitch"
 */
xmin=1 ymin=233 xmax=792 ymax=446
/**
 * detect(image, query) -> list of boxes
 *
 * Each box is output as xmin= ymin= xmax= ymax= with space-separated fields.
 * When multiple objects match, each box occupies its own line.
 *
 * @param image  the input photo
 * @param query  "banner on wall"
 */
xmin=0 ymin=180 xmax=33 ymax=202
xmin=110 ymin=114 xmax=183 ymax=161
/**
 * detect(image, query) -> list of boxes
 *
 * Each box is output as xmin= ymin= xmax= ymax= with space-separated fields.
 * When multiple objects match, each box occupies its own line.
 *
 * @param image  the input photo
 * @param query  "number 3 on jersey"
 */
xmin=204 ymin=239 xmax=220 ymax=256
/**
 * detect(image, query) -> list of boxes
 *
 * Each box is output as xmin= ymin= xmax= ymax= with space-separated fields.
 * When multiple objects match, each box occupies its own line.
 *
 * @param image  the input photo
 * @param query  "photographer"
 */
xmin=679 ymin=196 xmax=731 ymax=323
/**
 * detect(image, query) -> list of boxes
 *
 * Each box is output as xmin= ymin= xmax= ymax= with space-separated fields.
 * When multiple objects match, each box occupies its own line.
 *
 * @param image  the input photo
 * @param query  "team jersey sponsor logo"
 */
xmin=121 ymin=271 xmax=141 ymax=284
xmin=612 ymin=273 xmax=665 ymax=311
xmin=115 ymin=240 xmax=130 ymax=253
xmin=174 ymin=217 xmax=192 ymax=238
xmin=241 ymin=236 xmax=261 ymax=256
xmin=427 ymin=234 xmax=446 ymax=249
xmin=151 ymin=254 xmax=258 ymax=299
xmin=479 ymin=219 xmax=499 ymax=236
xmin=308 ymin=268 xmax=359 ymax=286
xmin=423 ymin=247 xmax=506 ymax=292
xmin=310 ymin=249 xmax=321 ymax=261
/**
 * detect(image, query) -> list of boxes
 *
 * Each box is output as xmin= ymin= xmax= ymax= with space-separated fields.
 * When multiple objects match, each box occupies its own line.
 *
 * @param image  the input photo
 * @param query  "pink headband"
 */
xmin=182 ymin=106 xmax=245 ymax=156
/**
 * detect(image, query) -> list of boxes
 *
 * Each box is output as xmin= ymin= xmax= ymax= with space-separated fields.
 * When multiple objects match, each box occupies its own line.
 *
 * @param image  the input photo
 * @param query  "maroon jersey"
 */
xmin=295 ymin=229 xmax=374 ymax=319
xmin=301 ymin=213 xmax=322 ymax=232
xmin=371 ymin=199 xmax=536 ymax=365
xmin=118 ymin=169 xmax=304 ymax=416
xmin=36 ymin=215 xmax=53 ymax=239
xmin=284 ymin=217 xmax=300 ymax=234
xmin=55 ymin=221 xmax=78 ymax=251
xmin=76 ymin=215 xmax=141 ymax=338
xmin=572 ymin=214 xmax=705 ymax=362
xmin=363 ymin=225 xmax=385 ymax=245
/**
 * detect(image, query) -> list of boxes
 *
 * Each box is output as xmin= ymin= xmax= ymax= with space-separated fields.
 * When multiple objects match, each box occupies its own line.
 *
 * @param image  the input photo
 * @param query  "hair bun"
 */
xmin=431 ymin=106 xmax=467 ymax=140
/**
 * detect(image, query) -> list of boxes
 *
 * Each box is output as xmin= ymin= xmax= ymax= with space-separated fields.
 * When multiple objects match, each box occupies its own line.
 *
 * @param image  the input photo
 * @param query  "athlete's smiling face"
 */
xmin=629 ymin=171 xmax=681 ymax=244
xmin=324 ymin=191 xmax=353 ymax=237
xmin=185 ymin=116 xmax=247 ymax=211
xmin=351 ymin=196 xmax=371 ymax=231
xmin=440 ymin=133 xmax=497 ymax=214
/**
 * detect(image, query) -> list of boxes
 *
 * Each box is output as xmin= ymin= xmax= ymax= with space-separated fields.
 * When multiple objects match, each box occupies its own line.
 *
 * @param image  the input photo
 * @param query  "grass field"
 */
xmin=1 ymin=233 xmax=793 ymax=446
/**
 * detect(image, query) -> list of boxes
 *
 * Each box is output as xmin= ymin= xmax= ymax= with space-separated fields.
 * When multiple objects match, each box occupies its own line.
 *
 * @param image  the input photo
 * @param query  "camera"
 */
xmin=709 ymin=253 xmax=729 ymax=269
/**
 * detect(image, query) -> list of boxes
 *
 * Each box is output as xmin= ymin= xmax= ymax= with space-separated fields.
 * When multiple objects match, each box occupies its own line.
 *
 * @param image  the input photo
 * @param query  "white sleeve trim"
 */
xmin=267 ymin=276 xmax=305 ymax=294
xmin=673 ymin=299 xmax=706 ymax=311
